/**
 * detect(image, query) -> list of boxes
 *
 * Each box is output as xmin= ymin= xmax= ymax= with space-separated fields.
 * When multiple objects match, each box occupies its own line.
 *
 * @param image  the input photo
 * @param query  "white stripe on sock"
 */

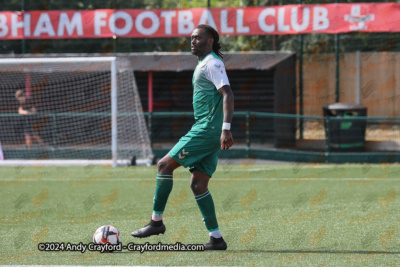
xmin=209 ymin=229 xmax=222 ymax=238
xmin=195 ymin=190 xmax=209 ymax=199
xmin=195 ymin=191 xmax=210 ymax=201
xmin=152 ymin=212 xmax=163 ymax=221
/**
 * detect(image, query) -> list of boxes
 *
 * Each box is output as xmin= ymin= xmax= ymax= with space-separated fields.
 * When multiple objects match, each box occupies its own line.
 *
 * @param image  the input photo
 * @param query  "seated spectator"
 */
xmin=15 ymin=90 xmax=44 ymax=149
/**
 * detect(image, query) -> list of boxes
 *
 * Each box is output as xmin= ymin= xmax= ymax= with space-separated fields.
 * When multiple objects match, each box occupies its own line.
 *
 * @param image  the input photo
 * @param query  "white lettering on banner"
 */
xmin=278 ymin=7 xmax=290 ymax=32
xmin=313 ymin=7 xmax=329 ymax=31
xmin=24 ymin=14 xmax=31 ymax=36
xmin=236 ymin=9 xmax=249 ymax=33
xmin=0 ymin=15 xmax=8 ymax=37
xmin=291 ymin=7 xmax=310 ymax=32
xmin=11 ymin=14 xmax=23 ymax=37
xmin=258 ymin=8 xmax=275 ymax=32
xmin=1 ymin=4 xmax=398 ymax=38
xmin=136 ymin=11 xmax=159 ymax=35
xmin=199 ymin=10 xmax=217 ymax=30
xmin=178 ymin=11 xmax=194 ymax=34
xmin=161 ymin=11 xmax=176 ymax=35
xmin=33 ymin=13 xmax=55 ymax=36
xmin=57 ymin=12 xmax=83 ymax=36
xmin=109 ymin=11 xmax=133 ymax=35
xmin=12 ymin=13 xmax=31 ymax=37
xmin=94 ymin=12 xmax=107 ymax=35
xmin=220 ymin=10 xmax=233 ymax=33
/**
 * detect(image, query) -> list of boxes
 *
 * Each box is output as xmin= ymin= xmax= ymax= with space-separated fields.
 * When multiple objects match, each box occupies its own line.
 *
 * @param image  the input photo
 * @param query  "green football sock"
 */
xmin=195 ymin=190 xmax=219 ymax=232
xmin=152 ymin=174 xmax=173 ymax=214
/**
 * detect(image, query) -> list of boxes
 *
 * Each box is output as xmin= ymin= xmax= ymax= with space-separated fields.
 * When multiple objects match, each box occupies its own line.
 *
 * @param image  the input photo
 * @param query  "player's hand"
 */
xmin=221 ymin=130 xmax=234 ymax=150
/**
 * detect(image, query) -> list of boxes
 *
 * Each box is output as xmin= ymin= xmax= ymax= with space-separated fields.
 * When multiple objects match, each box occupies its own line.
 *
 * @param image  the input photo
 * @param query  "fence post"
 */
xmin=298 ymin=0 xmax=304 ymax=139
xmin=355 ymin=50 xmax=361 ymax=104
xmin=51 ymin=113 xmax=57 ymax=150
xmin=21 ymin=0 xmax=25 ymax=54
xmin=112 ymin=0 xmax=117 ymax=54
xmin=149 ymin=112 xmax=153 ymax=148
xmin=335 ymin=0 xmax=340 ymax=103
xmin=325 ymin=116 xmax=330 ymax=162
xmin=246 ymin=112 xmax=250 ymax=158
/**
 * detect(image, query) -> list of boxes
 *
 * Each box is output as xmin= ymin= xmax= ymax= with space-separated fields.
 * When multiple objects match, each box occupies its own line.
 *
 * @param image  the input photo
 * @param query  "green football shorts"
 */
xmin=168 ymin=127 xmax=221 ymax=177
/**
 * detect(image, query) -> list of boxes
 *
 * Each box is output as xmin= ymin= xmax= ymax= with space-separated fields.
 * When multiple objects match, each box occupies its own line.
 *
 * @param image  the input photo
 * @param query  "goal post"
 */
xmin=0 ymin=57 xmax=153 ymax=166
xmin=111 ymin=58 xmax=118 ymax=167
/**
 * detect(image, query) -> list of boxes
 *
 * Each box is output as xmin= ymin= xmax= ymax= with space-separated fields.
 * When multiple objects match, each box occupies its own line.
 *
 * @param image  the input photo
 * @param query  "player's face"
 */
xmin=191 ymin=28 xmax=212 ymax=58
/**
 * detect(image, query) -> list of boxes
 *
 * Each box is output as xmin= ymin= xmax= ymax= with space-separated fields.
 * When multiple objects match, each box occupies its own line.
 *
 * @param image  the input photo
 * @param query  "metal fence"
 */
xmin=146 ymin=112 xmax=400 ymax=151
xmin=1 ymin=112 xmax=399 ymax=162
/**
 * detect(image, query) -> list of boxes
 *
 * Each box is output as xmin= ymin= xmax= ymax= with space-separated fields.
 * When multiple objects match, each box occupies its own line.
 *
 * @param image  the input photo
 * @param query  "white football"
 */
xmin=93 ymin=225 xmax=121 ymax=244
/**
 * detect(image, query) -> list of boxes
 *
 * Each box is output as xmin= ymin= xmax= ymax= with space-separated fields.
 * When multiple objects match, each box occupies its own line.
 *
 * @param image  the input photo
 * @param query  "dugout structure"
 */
xmin=131 ymin=51 xmax=297 ymax=151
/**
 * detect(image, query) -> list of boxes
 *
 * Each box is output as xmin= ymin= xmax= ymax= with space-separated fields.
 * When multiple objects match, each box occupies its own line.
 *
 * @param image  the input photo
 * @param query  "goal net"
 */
xmin=0 ymin=57 xmax=153 ymax=166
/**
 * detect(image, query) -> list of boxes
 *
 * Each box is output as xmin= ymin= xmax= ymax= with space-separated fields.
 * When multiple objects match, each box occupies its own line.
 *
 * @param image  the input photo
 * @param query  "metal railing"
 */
xmin=1 ymin=112 xmax=399 ymax=155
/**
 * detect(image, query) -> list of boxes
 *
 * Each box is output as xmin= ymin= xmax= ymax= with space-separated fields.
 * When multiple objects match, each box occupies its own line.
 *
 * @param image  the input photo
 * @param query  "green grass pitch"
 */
xmin=0 ymin=163 xmax=399 ymax=266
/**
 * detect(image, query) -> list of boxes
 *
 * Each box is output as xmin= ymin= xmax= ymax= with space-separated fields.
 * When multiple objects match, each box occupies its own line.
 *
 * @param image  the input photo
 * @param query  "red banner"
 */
xmin=0 ymin=4 xmax=398 ymax=39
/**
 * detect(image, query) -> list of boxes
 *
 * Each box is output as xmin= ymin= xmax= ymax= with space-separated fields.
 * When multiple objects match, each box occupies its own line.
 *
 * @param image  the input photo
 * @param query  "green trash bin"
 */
xmin=323 ymin=103 xmax=367 ymax=152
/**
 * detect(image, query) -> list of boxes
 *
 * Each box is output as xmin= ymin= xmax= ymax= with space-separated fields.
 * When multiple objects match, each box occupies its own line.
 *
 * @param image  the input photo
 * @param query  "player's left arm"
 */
xmin=218 ymin=85 xmax=234 ymax=150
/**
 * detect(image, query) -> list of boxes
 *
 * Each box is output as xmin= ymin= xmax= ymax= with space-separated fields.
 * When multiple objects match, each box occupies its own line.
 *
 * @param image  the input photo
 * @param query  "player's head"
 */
xmin=191 ymin=24 xmax=223 ymax=59
xmin=15 ymin=89 xmax=26 ymax=102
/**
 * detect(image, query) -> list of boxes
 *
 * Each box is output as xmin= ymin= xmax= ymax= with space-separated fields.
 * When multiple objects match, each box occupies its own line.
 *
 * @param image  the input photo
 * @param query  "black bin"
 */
xmin=323 ymin=103 xmax=367 ymax=152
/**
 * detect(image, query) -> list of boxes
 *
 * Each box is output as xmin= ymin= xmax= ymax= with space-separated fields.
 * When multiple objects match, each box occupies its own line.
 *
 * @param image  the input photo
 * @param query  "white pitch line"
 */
xmin=238 ymin=166 xmax=400 ymax=172
xmin=1 ymin=266 xmax=144 ymax=267
xmin=2 ymin=178 xmax=400 ymax=181
xmin=238 ymin=167 xmax=323 ymax=171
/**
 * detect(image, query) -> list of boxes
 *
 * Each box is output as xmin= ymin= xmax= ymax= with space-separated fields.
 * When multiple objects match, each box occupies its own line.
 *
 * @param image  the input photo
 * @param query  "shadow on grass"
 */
xmin=227 ymin=249 xmax=400 ymax=254
xmin=113 ymin=249 xmax=399 ymax=254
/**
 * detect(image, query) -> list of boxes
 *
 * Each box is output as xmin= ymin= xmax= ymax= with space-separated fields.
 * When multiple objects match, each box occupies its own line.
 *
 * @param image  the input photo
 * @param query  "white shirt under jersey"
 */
xmin=203 ymin=57 xmax=230 ymax=90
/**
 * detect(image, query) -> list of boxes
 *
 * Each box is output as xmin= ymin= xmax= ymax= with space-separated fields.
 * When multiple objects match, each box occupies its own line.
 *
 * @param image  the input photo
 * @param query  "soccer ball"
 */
xmin=93 ymin=225 xmax=121 ymax=244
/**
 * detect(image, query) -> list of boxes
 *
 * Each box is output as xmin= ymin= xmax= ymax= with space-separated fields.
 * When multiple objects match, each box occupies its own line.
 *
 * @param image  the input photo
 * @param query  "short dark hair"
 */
xmin=196 ymin=24 xmax=223 ymax=59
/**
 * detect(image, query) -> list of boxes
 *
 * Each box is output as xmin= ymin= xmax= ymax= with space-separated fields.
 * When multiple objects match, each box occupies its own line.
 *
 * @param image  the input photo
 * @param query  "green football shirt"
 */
xmin=192 ymin=52 xmax=230 ymax=131
xmin=167 ymin=52 xmax=230 ymax=176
